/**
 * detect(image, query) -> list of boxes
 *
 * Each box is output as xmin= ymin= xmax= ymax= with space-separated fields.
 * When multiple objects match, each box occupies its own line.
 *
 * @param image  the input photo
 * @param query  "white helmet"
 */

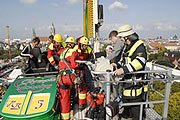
xmin=117 ymin=24 xmax=135 ymax=37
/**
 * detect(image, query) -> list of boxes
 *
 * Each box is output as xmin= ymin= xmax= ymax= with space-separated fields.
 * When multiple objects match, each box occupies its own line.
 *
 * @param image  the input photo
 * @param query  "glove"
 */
xmin=79 ymin=63 xmax=85 ymax=70
xmin=54 ymin=64 xmax=59 ymax=70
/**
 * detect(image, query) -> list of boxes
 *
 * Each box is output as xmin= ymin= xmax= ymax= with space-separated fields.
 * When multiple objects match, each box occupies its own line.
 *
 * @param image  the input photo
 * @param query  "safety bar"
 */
xmin=21 ymin=71 xmax=58 ymax=76
xmin=91 ymin=69 xmax=169 ymax=75
xmin=152 ymin=63 xmax=172 ymax=120
xmin=150 ymin=85 xmax=165 ymax=98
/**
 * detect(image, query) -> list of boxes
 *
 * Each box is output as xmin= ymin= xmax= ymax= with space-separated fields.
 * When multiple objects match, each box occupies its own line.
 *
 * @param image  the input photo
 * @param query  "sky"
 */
xmin=0 ymin=0 xmax=180 ymax=40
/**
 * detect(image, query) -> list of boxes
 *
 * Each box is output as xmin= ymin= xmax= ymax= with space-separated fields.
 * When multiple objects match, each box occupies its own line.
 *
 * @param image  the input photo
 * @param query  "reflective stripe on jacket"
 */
xmin=122 ymin=40 xmax=147 ymax=73
xmin=73 ymin=45 xmax=93 ymax=60
xmin=47 ymin=42 xmax=66 ymax=65
xmin=123 ymin=85 xmax=148 ymax=96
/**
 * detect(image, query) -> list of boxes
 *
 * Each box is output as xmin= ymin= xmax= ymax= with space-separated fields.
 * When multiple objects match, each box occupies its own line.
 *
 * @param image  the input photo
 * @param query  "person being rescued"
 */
xmin=58 ymin=36 xmax=88 ymax=120
xmin=20 ymin=37 xmax=41 ymax=69
xmin=73 ymin=37 xmax=94 ymax=91
xmin=94 ymin=45 xmax=113 ymax=59
xmin=47 ymin=33 xmax=66 ymax=71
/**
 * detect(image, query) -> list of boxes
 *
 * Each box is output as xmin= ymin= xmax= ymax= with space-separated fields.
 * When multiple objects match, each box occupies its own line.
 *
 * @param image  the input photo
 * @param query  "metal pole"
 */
xmin=106 ymin=72 xmax=110 ymax=120
xmin=162 ymin=69 xmax=172 ymax=120
xmin=152 ymin=63 xmax=154 ymax=70
xmin=139 ymin=104 xmax=143 ymax=120
xmin=6 ymin=26 xmax=11 ymax=63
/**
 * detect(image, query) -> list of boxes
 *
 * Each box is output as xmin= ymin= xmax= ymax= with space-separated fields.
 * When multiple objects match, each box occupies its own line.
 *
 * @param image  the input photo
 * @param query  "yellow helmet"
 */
xmin=65 ymin=37 xmax=76 ymax=44
xmin=79 ymin=37 xmax=89 ymax=45
xmin=54 ymin=34 xmax=63 ymax=43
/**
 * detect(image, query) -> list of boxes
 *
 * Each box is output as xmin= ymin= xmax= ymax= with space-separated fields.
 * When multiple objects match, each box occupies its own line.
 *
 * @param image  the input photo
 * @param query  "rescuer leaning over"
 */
xmin=65 ymin=36 xmax=76 ymax=49
xmin=73 ymin=37 xmax=94 ymax=91
xmin=47 ymin=34 xmax=66 ymax=70
xmin=113 ymin=24 xmax=148 ymax=120
xmin=58 ymin=36 xmax=87 ymax=120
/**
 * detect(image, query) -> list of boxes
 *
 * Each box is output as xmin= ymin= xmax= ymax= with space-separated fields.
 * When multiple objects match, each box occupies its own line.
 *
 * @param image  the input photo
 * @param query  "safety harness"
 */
xmin=59 ymin=48 xmax=82 ymax=92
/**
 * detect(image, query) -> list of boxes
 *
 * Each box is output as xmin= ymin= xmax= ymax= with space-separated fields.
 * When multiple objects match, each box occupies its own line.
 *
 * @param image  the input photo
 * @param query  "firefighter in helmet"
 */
xmin=47 ymin=34 xmax=66 ymax=70
xmin=65 ymin=36 xmax=76 ymax=48
xmin=73 ymin=36 xmax=93 ymax=60
xmin=58 ymin=36 xmax=87 ymax=120
xmin=73 ymin=37 xmax=94 ymax=92
xmin=113 ymin=24 xmax=148 ymax=120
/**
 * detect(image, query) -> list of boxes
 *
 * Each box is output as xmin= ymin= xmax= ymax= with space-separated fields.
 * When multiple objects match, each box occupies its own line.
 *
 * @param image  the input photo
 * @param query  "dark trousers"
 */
xmin=79 ymin=63 xmax=94 ymax=91
xmin=29 ymin=58 xmax=39 ymax=68
xmin=122 ymin=96 xmax=144 ymax=120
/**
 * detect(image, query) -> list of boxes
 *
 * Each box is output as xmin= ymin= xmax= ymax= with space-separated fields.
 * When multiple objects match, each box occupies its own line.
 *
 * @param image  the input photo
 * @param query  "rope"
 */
xmin=61 ymin=49 xmax=77 ymax=78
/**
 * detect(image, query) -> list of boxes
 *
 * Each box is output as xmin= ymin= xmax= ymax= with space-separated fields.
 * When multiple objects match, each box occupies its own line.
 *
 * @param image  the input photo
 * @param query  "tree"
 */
xmin=0 ymin=49 xmax=21 ymax=60
xmin=150 ymin=81 xmax=180 ymax=120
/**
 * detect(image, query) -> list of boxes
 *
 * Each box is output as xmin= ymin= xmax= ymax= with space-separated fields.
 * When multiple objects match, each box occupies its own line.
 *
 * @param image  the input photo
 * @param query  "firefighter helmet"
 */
xmin=65 ymin=37 xmax=76 ymax=44
xmin=79 ymin=37 xmax=89 ymax=45
xmin=117 ymin=24 xmax=135 ymax=37
xmin=54 ymin=34 xmax=63 ymax=43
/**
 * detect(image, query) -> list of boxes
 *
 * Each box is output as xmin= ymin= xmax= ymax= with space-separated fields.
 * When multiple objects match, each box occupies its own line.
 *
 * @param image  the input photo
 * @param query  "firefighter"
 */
xmin=58 ymin=36 xmax=87 ymax=120
xmin=65 ymin=36 xmax=76 ymax=48
xmin=73 ymin=36 xmax=93 ymax=60
xmin=73 ymin=37 xmax=94 ymax=91
xmin=47 ymin=34 xmax=66 ymax=70
xmin=113 ymin=24 xmax=148 ymax=120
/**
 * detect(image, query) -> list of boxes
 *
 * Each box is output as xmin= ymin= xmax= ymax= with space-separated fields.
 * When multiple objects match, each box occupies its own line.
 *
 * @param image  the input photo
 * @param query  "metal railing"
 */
xmin=91 ymin=63 xmax=177 ymax=120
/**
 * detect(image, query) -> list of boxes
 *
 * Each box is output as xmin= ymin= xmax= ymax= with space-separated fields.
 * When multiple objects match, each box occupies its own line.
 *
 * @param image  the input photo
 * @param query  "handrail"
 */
xmin=91 ymin=66 xmax=173 ymax=120
xmin=21 ymin=71 xmax=58 ymax=76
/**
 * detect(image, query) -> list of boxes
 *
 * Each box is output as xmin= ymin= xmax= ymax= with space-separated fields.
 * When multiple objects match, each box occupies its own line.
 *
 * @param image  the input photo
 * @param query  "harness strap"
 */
xmin=59 ymin=75 xmax=69 ymax=90
xmin=63 ymin=48 xmax=71 ymax=63
xmin=60 ymin=48 xmax=71 ymax=63
xmin=59 ymin=69 xmax=74 ymax=75
xmin=68 ymin=74 xmax=75 ymax=85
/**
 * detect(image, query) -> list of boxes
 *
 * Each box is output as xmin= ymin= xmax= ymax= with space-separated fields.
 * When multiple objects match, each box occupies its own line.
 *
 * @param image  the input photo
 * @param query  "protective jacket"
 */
xmin=73 ymin=40 xmax=94 ymax=91
xmin=73 ymin=40 xmax=93 ymax=60
xmin=121 ymin=39 xmax=148 ymax=99
xmin=58 ymin=46 xmax=87 ymax=120
xmin=47 ymin=42 xmax=66 ymax=66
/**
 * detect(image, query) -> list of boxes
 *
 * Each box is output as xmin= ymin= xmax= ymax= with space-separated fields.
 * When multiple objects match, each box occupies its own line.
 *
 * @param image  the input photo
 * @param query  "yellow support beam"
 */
xmin=87 ymin=0 xmax=94 ymax=38
xmin=83 ymin=0 xmax=87 ymax=37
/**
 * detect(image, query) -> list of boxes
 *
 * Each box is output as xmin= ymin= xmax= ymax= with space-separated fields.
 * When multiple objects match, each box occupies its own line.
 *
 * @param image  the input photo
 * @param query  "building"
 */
xmin=165 ymin=43 xmax=180 ymax=51
xmin=148 ymin=42 xmax=164 ymax=54
xmin=38 ymin=37 xmax=49 ymax=45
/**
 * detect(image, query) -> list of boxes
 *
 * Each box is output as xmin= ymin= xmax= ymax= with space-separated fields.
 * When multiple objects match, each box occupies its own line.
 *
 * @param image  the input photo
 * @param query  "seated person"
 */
xmin=95 ymin=45 xmax=113 ymax=59
xmin=20 ymin=37 xmax=41 ymax=69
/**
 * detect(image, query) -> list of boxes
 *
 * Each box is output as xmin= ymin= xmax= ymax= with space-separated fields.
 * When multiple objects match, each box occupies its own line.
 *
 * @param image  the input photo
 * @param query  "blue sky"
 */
xmin=0 ymin=0 xmax=180 ymax=40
